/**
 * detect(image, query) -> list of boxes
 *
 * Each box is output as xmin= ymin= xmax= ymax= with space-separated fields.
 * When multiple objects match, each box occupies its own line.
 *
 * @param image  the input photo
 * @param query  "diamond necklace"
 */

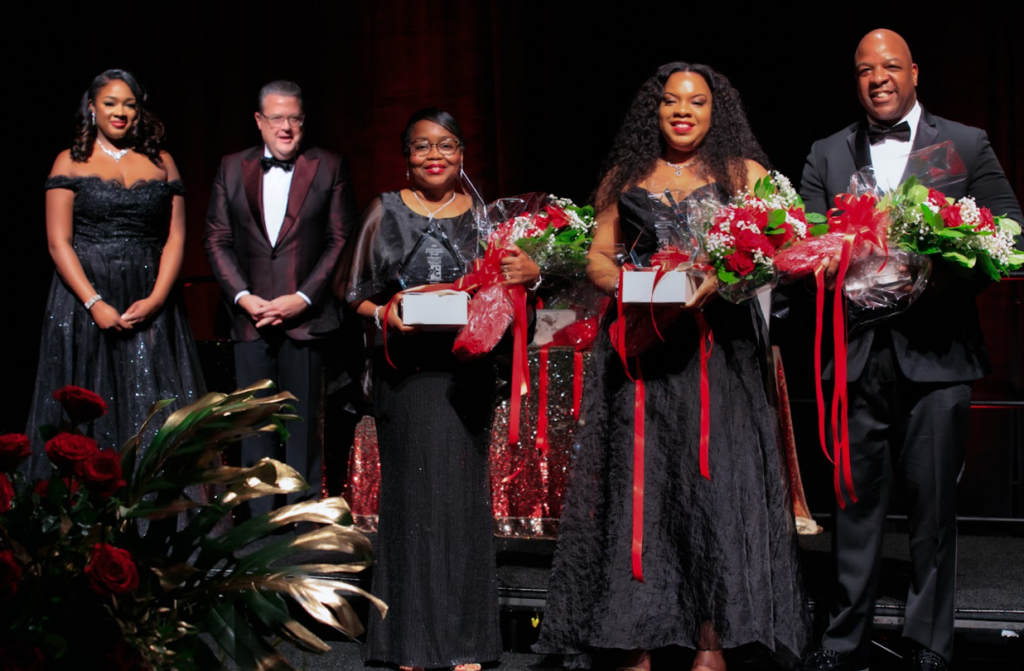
xmin=412 ymin=189 xmax=457 ymax=221
xmin=96 ymin=138 xmax=130 ymax=163
xmin=663 ymin=158 xmax=698 ymax=177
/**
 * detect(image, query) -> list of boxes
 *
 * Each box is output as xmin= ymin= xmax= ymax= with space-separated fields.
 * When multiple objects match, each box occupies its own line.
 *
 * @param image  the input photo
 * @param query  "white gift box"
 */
xmin=533 ymin=309 xmax=577 ymax=346
xmin=621 ymin=269 xmax=696 ymax=304
xmin=401 ymin=291 xmax=469 ymax=328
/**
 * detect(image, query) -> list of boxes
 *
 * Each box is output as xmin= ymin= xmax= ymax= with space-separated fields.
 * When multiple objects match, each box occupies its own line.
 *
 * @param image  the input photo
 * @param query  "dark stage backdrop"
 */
xmin=4 ymin=1 xmax=1021 ymax=516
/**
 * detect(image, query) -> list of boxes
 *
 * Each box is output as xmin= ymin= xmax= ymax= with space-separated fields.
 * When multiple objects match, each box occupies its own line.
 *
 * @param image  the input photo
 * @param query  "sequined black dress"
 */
xmin=534 ymin=185 xmax=808 ymax=664
xmin=26 ymin=176 xmax=205 ymax=473
xmin=345 ymin=192 xmax=501 ymax=668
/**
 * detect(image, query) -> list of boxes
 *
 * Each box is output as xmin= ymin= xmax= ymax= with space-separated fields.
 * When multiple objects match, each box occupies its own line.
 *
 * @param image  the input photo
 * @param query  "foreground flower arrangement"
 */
xmin=0 ymin=383 xmax=385 ymax=670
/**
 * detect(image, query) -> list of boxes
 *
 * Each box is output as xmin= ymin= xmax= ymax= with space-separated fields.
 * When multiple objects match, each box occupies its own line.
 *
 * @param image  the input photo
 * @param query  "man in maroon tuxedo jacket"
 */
xmin=204 ymin=80 xmax=357 ymax=515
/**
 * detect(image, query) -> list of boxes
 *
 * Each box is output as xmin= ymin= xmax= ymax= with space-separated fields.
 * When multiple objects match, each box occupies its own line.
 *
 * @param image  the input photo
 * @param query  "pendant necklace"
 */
xmin=97 ymin=138 xmax=130 ymax=163
xmin=412 ymin=190 xmax=457 ymax=221
xmin=664 ymin=158 xmax=698 ymax=177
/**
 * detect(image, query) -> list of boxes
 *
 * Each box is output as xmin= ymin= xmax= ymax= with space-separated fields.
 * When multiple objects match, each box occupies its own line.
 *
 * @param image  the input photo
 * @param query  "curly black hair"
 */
xmin=595 ymin=62 xmax=770 ymax=210
xmin=71 ymin=69 xmax=165 ymax=165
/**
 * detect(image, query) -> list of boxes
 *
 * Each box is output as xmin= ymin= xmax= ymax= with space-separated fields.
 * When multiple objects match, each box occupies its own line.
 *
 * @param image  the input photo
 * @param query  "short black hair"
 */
xmin=401 ymin=107 xmax=464 ymax=157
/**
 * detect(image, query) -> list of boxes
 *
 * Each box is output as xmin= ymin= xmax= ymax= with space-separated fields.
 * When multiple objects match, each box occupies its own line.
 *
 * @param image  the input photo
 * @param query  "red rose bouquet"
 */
xmin=697 ymin=171 xmax=825 ymax=302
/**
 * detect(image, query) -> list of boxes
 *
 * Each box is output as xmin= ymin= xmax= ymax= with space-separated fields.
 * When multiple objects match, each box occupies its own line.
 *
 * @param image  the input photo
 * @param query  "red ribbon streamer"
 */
xmin=696 ymin=313 xmax=714 ymax=480
xmin=613 ymin=262 xmax=713 ymax=583
xmin=536 ymin=345 xmax=550 ymax=456
xmin=811 ymin=193 xmax=886 ymax=506
xmin=631 ymin=357 xmax=646 ymax=582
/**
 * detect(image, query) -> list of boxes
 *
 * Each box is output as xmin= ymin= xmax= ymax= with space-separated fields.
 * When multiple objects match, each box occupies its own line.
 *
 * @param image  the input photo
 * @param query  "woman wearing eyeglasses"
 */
xmin=343 ymin=108 xmax=539 ymax=671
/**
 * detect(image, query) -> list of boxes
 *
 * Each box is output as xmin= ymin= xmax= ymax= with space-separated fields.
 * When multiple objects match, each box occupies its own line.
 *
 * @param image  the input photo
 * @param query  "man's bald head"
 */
xmin=854 ymin=29 xmax=919 ymax=125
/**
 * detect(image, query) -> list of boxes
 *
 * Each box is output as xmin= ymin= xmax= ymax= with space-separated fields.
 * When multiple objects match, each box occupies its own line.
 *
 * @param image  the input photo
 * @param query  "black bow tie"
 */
xmin=261 ymin=156 xmax=295 ymax=172
xmin=867 ymin=120 xmax=912 ymax=145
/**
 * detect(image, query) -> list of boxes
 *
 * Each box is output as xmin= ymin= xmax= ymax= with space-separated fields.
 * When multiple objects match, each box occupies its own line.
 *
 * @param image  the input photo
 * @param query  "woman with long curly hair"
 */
xmin=534 ymin=62 xmax=808 ymax=670
xmin=25 ymin=69 xmax=204 ymax=473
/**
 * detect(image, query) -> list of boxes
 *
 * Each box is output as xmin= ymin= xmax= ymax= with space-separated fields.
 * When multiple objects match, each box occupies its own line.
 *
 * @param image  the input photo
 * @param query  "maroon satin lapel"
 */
xmin=276 ymin=154 xmax=319 ymax=246
xmin=241 ymin=155 xmax=271 ymax=246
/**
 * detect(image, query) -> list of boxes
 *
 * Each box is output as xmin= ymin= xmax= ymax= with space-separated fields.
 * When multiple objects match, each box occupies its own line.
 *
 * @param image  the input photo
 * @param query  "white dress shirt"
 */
xmin=868 ymin=101 xmax=921 ymax=192
xmin=233 ymin=147 xmax=310 ymax=306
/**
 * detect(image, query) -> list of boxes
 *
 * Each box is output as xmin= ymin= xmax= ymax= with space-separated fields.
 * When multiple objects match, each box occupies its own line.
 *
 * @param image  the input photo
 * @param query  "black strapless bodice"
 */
xmin=44 ymin=175 xmax=184 ymax=246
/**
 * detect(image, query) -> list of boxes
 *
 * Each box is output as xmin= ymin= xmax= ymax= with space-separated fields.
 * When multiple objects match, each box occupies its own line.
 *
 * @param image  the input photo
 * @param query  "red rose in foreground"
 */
xmin=53 ymin=386 xmax=108 ymax=423
xmin=33 ymin=476 xmax=80 ymax=499
xmin=44 ymin=433 xmax=98 ymax=471
xmin=0 ymin=434 xmax=31 ymax=471
xmin=977 ymin=207 xmax=996 ymax=232
xmin=85 ymin=543 xmax=139 ymax=595
xmin=723 ymin=249 xmax=756 ymax=277
xmin=0 ymin=473 xmax=13 ymax=513
xmin=76 ymin=449 xmax=125 ymax=496
xmin=0 ymin=640 xmax=43 ymax=671
xmin=940 ymin=204 xmax=965 ymax=228
xmin=0 ymin=550 xmax=22 ymax=601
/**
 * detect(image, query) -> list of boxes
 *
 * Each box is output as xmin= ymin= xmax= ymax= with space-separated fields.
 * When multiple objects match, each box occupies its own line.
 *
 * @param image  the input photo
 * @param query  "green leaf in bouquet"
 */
xmin=717 ymin=267 xmax=739 ymax=285
xmin=976 ymin=253 xmax=1001 ymax=281
xmin=941 ymin=250 xmax=975 ymax=268
xmin=921 ymin=206 xmax=945 ymax=231
xmin=998 ymin=216 xmax=1021 ymax=236
xmin=937 ymin=228 xmax=965 ymax=239
xmin=806 ymin=212 xmax=827 ymax=224
xmin=898 ymin=175 xmax=920 ymax=196
xmin=907 ymin=183 xmax=929 ymax=206
xmin=808 ymin=223 xmax=830 ymax=237
xmin=766 ymin=209 xmax=786 ymax=231
xmin=1007 ymin=252 xmax=1024 ymax=267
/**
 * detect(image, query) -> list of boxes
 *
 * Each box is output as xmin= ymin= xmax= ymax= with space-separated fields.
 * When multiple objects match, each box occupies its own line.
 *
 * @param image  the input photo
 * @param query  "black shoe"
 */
xmin=799 ymin=649 xmax=869 ymax=671
xmin=909 ymin=649 xmax=947 ymax=671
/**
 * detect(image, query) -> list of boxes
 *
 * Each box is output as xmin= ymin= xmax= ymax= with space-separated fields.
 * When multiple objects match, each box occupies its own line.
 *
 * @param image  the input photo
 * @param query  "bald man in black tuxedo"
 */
xmin=797 ymin=30 xmax=1021 ymax=671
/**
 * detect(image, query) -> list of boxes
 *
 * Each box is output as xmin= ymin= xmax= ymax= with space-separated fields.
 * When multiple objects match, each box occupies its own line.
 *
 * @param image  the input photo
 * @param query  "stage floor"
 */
xmin=273 ymin=530 xmax=1022 ymax=668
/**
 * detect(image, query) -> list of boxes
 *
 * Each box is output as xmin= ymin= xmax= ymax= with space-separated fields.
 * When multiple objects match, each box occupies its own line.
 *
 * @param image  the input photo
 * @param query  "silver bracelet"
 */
xmin=373 ymin=304 xmax=384 ymax=330
xmin=529 ymin=274 xmax=543 ymax=291
xmin=84 ymin=294 xmax=102 ymax=310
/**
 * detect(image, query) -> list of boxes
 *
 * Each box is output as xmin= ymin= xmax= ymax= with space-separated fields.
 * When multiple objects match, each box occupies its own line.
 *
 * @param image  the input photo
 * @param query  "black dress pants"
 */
xmin=822 ymin=331 xmax=970 ymax=663
xmin=233 ymin=335 xmax=325 ymax=517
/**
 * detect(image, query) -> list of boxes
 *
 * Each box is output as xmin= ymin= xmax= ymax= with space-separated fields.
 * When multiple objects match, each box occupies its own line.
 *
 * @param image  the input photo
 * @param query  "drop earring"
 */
xmin=406 ymin=167 xmax=410 ymax=180
xmin=91 ymin=110 xmax=96 ymax=125
xmin=460 ymin=163 xmax=465 ymax=179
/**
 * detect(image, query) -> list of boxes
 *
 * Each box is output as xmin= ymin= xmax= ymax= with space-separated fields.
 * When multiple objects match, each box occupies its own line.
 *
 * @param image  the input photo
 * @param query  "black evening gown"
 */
xmin=26 ymin=176 xmax=205 ymax=474
xmin=346 ymin=192 xmax=501 ymax=668
xmin=534 ymin=185 xmax=808 ymax=664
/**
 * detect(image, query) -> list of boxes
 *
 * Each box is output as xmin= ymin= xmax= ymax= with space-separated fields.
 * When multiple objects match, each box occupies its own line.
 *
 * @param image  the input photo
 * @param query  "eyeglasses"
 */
xmin=259 ymin=113 xmax=305 ymax=129
xmin=408 ymin=139 xmax=461 ymax=157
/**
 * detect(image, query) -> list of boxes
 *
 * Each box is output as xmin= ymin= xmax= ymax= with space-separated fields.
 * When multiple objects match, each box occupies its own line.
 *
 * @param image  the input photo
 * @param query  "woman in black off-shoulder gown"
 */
xmin=26 ymin=70 xmax=204 ymax=474
xmin=534 ymin=63 xmax=807 ymax=671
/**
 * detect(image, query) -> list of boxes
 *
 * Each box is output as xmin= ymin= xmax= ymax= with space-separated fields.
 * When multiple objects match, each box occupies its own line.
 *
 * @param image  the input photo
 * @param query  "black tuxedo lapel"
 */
xmin=911 ymin=107 xmax=939 ymax=153
xmin=241 ymin=153 xmax=272 ymax=247
xmin=847 ymin=121 xmax=873 ymax=175
xmin=276 ymin=153 xmax=319 ymax=247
